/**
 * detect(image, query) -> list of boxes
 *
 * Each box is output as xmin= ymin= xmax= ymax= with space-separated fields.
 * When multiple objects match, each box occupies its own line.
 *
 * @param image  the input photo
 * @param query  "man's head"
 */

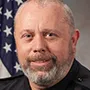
xmin=14 ymin=0 xmax=79 ymax=89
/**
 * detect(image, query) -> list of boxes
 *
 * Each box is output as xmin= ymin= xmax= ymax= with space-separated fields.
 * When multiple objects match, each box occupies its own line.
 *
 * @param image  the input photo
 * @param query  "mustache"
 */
xmin=22 ymin=54 xmax=57 ymax=70
xmin=26 ymin=53 xmax=57 ymax=63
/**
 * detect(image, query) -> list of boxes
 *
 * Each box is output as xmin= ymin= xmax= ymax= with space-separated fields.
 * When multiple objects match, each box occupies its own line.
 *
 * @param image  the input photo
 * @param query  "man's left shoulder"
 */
xmin=74 ymin=61 xmax=90 ymax=90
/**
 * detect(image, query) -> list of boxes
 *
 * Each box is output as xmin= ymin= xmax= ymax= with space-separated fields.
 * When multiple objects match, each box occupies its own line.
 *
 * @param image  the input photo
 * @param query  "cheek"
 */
xmin=16 ymin=42 xmax=30 ymax=65
xmin=48 ymin=41 xmax=70 ymax=61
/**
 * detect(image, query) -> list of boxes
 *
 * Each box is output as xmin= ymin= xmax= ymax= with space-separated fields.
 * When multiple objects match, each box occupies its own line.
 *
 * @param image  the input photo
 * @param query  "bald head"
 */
xmin=14 ymin=0 xmax=75 ymax=34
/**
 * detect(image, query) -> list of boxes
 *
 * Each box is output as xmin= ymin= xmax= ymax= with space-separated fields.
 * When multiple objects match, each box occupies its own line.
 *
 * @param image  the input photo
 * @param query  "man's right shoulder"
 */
xmin=0 ymin=73 xmax=31 ymax=90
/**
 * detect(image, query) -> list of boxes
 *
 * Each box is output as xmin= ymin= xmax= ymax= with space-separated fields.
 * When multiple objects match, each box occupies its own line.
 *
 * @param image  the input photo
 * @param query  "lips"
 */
xmin=30 ymin=59 xmax=54 ymax=71
xmin=31 ymin=59 xmax=50 ymax=66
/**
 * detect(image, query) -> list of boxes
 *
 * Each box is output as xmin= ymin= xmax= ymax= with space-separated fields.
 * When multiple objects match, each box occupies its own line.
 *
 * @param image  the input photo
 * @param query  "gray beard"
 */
xmin=22 ymin=57 xmax=73 ymax=87
xmin=23 ymin=64 xmax=57 ymax=86
xmin=22 ymin=56 xmax=58 ymax=86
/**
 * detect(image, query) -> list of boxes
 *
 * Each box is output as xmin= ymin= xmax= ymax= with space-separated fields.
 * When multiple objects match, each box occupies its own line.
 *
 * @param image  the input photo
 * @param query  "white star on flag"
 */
xmin=0 ymin=7 xmax=2 ymax=14
xmin=15 ymin=0 xmax=23 ymax=6
xmin=3 ymin=43 xmax=12 ymax=53
xmin=14 ymin=49 xmax=17 ymax=53
xmin=3 ymin=26 xmax=12 ymax=37
xmin=4 ymin=9 xmax=13 ymax=20
xmin=14 ymin=62 xmax=22 ymax=72
xmin=7 ymin=0 xmax=10 ymax=2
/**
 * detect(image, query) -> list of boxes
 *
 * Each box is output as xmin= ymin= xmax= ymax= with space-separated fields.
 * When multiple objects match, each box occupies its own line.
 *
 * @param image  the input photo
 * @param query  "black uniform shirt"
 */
xmin=0 ymin=60 xmax=90 ymax=90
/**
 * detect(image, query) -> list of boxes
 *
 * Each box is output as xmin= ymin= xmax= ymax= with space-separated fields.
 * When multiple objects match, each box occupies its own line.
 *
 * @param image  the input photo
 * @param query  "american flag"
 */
xmin=0 ymin=0 xmax=26 ymax=78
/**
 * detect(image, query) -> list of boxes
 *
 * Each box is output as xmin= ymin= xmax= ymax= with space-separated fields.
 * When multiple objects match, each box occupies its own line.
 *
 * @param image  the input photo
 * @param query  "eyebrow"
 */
xmin=20 ymin=29 xmax=34 ymax=34
xmin=42 ymin=29 xmax=62 ymax=35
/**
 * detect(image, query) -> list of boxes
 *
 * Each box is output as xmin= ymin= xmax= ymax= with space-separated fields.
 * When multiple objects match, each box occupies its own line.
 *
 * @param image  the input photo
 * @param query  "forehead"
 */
xmin=15 ymin=2 xmax=69 ymax=32
xmin=20 ymin=1 xmax=64 ymax=13
xmin=16 ymin=2 xmax=66 ymax=22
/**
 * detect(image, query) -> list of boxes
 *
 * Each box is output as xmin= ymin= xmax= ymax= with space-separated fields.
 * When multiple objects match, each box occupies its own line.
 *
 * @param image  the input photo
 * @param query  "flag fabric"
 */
xmin=0 ymin=0 xmax=26 ymax=78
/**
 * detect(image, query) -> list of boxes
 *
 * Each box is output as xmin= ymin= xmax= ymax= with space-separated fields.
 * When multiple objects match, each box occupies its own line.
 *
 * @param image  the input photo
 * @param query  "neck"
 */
xmin=30 ymin=82 xmax=47 ymax=90
xmin=29 ymin=77 xmax=62 ymax=90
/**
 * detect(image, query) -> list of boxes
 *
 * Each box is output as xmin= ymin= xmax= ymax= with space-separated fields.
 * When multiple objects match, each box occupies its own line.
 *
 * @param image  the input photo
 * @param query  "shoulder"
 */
xmin=0 ymin=73 xmax=26 ymax=83
xmin=0 ymin=73 xmax=30 ymax=90
xmin=74 ymin=60 xmax=90 ymax=90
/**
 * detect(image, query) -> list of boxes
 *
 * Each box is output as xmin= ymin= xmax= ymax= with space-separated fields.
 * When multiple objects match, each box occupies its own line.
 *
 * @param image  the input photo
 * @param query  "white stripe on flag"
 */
xmin=0 ymin=59 xmax=11 ymax=78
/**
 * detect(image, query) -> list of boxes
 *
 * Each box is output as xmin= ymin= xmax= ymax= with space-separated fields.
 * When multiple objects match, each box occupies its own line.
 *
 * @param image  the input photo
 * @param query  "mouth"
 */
xmin=30 ymin=59 xmax=51 ymax=66
xmin=29 ymin=59 xmax=54 ymax=71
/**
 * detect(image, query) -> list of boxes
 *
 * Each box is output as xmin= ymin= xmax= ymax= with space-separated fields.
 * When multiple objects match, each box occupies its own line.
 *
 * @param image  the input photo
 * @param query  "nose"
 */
xmin=34 ymin=49 xmax=45 ymax=53
xmin=32 ymin=35 xmax=46 ymax=53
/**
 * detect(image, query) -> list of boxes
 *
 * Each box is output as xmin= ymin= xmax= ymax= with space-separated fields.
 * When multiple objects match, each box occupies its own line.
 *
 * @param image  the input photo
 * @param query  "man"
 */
xmin=0 ymin=0 xmax=90 ymax=90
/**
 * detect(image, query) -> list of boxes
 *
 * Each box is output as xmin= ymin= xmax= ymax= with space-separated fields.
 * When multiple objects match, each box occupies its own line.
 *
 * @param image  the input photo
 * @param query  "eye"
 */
xmin=47 ymin=33 xmax=56 ymax=36
xmin=21 ymin=33 xmax=33 ymax=40
xmin=45 ymin=32 xmax=58 ymax=40
xmin=25 ymin=34 xmax=32 ymax=38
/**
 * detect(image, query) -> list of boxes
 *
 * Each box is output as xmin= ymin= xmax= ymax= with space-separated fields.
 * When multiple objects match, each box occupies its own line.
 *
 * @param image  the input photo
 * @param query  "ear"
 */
xmin=14 ymin=31 xmax=16 ymax=40
xmin=71 ymin=29 xmax=80 ymax=53
xmin=14 ymin=31 xmax=17 ymax=46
